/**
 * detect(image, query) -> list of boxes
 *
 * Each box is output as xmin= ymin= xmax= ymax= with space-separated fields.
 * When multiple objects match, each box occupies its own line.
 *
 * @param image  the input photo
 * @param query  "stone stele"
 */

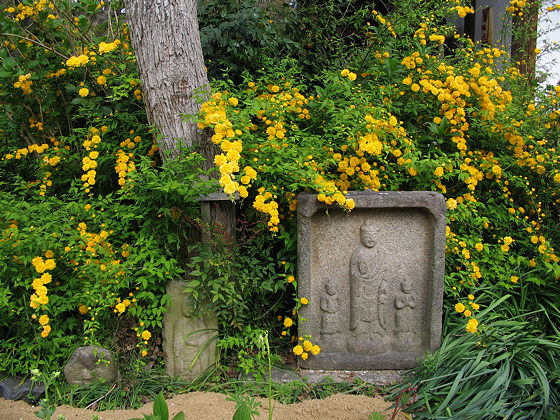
xmin=297 ymin=191 xmax=446 ymax=370
xmin=64 ymin=346 xmax=118 ymax=385
xmin=163 ymin=280 xmax=218 ymax=381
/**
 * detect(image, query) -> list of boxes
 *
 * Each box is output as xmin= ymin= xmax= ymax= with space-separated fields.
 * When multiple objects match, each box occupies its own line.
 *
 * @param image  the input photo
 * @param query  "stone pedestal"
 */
xmin=297 ymin=191 xmax=446 ymax=370
xmin=163 ymin=280 xmax=218 ymax=381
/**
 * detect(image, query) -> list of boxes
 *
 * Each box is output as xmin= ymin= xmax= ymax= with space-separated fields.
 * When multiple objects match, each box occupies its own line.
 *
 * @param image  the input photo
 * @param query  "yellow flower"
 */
xmin=141 ymin=350 xmax=148 ymax=357
xmin=503 ymin=236 xmax=514 ymax=246
xmin=475 ymin=243 xmax=484 ymax=251
xmin=468 ymin=294 xmax=475 ymax=300
xmin=446 ymin=198 xmax=457 ymax=210
xmin=300 ymin=297 xmax=309 ymax=305
xmin=287 ymin=275 xmax=295 ymax=283
xmin=347 ymin=72 xmax=357 ymax=81
xmin=293 ymin=345 xmax=303 ymax=355
xmin=96 ymin=75 xmax=107 ymax=85
xmin=464 ymin=310 xmax=472 ymax=317
xmin=284 ymin=317 xmax=293 ymax=328
xmin=44 ymin=250 xmax=54 ymax=259
xmin=78 ymin=88 xmax=89 ymax=97
xmin=341 ymin=69 xmax=350 ymax=77
xmin=98 ymin=41 xmax=119 ymax=54
xmin=301 ymin=352 xmax=309 ymax=360
xmin=510 ymin=276 xmax=519 ymax=283
xmin=303 ymin=340 xmax=313 ymax=351
xmin=466 ymin=318 xmax=478 ymax=333
xmin=472 ymin=303 xmax=480 ymax=310
xmin=44 ymin=259 xmax=56 ymax=270
xmin=40 ymin=273 xmax=52 ymax=284
xmin=38 ymin=314 xmax=49 ymax=325
xmin=311 ymin=345 xmax=321 ymax=355
xmin=455 ymin=302 xmax=465 ymax=313
xmin=141 ymin=330 xmax=151 ymax=341
xmin=434 ymin=167 xmax=444 ymax=177
xmin=78 ymin=304 xmax=89 ymax=315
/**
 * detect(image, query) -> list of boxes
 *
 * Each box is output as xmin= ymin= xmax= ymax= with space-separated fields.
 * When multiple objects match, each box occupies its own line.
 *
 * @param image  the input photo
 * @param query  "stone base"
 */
xmin=242 ymin=365 xmax=406 ymax=386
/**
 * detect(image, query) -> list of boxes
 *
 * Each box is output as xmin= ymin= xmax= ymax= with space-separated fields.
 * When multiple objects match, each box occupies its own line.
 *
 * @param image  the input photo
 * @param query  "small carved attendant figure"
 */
xmin=171 ymin=297 xmax=216 ymax=381
xmin=319 ymin=278 xmax=345 ymax=352
xmin=394 ymin=277 xmax=417 ymax=348
xmin=348 ymin=221 xmax=388 ymax=354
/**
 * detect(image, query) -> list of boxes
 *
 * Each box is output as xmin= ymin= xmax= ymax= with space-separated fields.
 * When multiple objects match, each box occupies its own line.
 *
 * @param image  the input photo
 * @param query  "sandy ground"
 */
xmin=0 ymin=391 xmax=405 ymax=419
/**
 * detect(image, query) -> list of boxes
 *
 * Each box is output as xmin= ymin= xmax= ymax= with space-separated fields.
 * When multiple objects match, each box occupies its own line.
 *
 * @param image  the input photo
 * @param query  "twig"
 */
xmin=1 ymin=32 xmax=68 ymax=60
xmin=390 ymin=384 xmax=417 ymax=420
xmin=85 ymin=382 xmax=116 ymax=410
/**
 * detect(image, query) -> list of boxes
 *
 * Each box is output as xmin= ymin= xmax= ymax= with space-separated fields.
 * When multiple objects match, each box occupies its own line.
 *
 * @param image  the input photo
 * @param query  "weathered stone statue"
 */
xmin=394 ymin=277 xmax=417 ymax=347
xmin=163 ymin=280 xmax=217 ymax=381
xmin=319 ymin=277 xmax=345 ymax=352
xmin=348 ymin=222 xmax=388 ymax=354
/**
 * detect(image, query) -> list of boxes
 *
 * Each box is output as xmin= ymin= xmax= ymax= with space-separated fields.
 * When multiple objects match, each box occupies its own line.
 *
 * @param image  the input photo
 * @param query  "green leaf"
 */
xmin=2 ymin=57 xmax=16 ymax=70
xmin=152 ymin=391 xmax=168 ymax=420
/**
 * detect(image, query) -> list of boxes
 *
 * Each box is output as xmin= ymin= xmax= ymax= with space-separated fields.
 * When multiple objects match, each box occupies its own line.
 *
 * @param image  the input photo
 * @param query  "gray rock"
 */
xmin=297 ymin=190 xmax=446 ymax=370
xmin=64 ymin=346 xmax=118 ymax=385
xmin=163 ymin=280 xmax=218 ymax=381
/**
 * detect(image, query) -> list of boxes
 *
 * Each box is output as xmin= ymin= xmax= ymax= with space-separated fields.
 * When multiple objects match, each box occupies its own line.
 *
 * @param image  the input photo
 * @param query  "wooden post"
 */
xmin=198 ymin=193 xmax=236 ymax=243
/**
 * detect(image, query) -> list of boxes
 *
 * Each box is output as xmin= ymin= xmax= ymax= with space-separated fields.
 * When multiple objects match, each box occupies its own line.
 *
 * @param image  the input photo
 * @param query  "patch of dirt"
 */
xmin=1 ymin=391 xmax=405 ymax=419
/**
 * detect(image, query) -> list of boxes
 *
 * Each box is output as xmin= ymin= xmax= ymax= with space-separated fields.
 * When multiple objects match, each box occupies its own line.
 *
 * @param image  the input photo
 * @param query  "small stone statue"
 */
xmin=394 ymin=277 xmax=417 ymax=348
xmin=320 ymin=277 xmax=339 ymax=335
xmin=163 ymin=280 xmax=217 ymax=382
xmin=319 ymin=278 xmax=345 ymax=352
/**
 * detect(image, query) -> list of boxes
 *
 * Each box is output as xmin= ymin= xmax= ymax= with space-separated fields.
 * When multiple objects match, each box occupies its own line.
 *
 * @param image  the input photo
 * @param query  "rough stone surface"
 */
xmin=244 ymin=366 xmax=405 ymax=386
xmin=63 ymin=346 xmax=117 ymax=385
xmin=298 ymin=190 xmax=446 ymax=370
xmin=163 ymin=280 xmax=218 ymax=381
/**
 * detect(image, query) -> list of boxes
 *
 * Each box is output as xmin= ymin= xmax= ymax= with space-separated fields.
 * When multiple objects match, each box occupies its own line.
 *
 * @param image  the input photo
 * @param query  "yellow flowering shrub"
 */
xmin=0 ymin=0 xmax=215 ymax=376
xmin=197 ymin=1 xmax=559 ymax=345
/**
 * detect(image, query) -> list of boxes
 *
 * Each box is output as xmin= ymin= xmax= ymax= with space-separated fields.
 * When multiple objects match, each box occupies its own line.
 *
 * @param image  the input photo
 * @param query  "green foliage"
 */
xmin=390 ymin=295 xmax=560 ymax=418
xmin=186 ymin=236 xmax=288 ymax=332
xmin=227 ymin=391 xmax=261 ymax=420
xmin=196 ymin=0 xmax=560 ymax=409
xmin=0 ymin=0 xmax=216 ymax=376
xmin=1 ymin=0 xmax=559 ymax=416
xmin=130 ymin=391 xmax=185 ymax=420
xmin=198 ymin=0 xmax=298 ymax=82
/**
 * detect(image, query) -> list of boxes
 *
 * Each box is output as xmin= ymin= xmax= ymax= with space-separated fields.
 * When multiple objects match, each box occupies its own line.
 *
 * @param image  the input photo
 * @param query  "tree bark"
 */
xmin=124 ymin=0 xmax=235 ymax=239
xmin=124 ymin=0 xmax=210 ymax=161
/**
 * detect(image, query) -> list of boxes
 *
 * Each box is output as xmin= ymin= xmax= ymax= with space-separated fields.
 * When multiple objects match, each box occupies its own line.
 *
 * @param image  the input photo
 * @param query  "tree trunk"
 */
xmin=124 ymin=0 xmax=210 ymax=161
xmin=124 ymin=0 xmax=235 ymax=239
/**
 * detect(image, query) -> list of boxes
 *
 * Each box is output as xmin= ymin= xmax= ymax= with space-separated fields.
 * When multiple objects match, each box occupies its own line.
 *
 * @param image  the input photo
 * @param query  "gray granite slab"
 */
xmin=297 ymin=191 xmax=446 ymax=370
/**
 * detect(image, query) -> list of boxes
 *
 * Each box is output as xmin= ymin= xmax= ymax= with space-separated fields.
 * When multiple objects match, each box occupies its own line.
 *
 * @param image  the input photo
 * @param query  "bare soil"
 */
xmin=1 ymin=391 xmax=404 ymax=419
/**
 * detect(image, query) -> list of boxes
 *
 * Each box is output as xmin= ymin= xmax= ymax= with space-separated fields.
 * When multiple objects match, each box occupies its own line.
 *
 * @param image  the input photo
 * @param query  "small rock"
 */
xmin=64 ymin=346 xmax=118 ymax=385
